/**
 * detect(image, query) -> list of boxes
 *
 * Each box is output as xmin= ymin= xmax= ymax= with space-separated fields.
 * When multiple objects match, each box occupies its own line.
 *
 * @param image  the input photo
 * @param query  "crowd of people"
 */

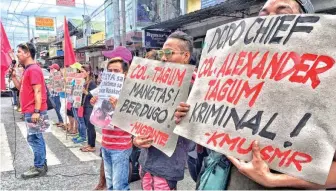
xmin=7 ymin=0 xmax=335 ymax=190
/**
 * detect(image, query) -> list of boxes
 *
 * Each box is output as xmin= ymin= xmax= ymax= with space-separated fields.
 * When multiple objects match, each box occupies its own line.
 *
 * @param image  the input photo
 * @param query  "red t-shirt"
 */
xmin=102 ymin=127 xmax=132 ymax=150
xmin=20 ymin=64 xmax=47 ymax=113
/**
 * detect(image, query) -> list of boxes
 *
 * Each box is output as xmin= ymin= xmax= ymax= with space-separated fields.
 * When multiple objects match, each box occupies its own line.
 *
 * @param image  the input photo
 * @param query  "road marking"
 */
xmin=50 ymin=123 xmax=79 ymax=148
xmin=50 ymin=125 xmax=101 ymax=161
xmin=17 ymin=122 xmax=61 ymax=166
xmin=0 ymin=123 xmax=14 ymax=172
xmin=69 ymin=148 xmax=100 ymax=161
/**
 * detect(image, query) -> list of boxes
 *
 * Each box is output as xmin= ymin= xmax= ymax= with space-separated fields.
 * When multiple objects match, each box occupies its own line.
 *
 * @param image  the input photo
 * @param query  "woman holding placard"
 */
xmin=77 ymin=64 xmax=97 ymax=152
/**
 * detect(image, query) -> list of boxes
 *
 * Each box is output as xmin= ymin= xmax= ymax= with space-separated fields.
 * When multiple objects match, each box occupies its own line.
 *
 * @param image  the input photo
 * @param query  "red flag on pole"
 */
xmin=63 ymin=17 xmax=76 ymax=67
xmin=0 ymin=21 xmax=12 ymax=90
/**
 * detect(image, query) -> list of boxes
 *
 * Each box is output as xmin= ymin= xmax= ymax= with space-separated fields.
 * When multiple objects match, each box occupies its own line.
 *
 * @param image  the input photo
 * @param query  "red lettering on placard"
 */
xmin=206 ymin=51 xmax=333 ymax=90
xmin=285 ymin=151 xmax=313 ymax=171
xmin=198 ymin=56 xmax=216 ymax=78
xmin=203 ymin=131 xmax=313 ymax=172
xmin=131 ymin=122 xmax=169 ymax=146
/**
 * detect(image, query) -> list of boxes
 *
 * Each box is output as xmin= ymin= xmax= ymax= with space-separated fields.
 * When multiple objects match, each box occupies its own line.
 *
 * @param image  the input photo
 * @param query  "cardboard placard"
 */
xmin=174 ymin=15 xmax=336 ymax=185
xmin=111 ymin=57 xmax=195 ymax=156
xmin=65 ymin=68 xmax=77 ymax=94
xmin=52 ymin=71 xmax=64 ymax=93
xmin=90 ymin=72 xmax=124 ymax=128
xmin=72 ymin=76 xmax=85 ymax=108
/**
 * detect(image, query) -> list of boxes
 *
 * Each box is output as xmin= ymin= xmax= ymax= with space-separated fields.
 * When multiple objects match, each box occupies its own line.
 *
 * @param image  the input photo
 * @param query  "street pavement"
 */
xmin=0 ymin=97 xmax=195 ymax=190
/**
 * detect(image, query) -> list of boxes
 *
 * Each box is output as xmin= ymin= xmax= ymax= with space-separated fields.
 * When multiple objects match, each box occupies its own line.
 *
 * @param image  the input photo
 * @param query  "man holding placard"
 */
xmin=49 ymin=63 xmax=64 ymax=128
xmin=174 ymin=0 xmax=336 ymax=189
xmin=90 ymin=57 xmax=132 ymax=190
xmin=131 ymin=31 xmax=196 ymax=190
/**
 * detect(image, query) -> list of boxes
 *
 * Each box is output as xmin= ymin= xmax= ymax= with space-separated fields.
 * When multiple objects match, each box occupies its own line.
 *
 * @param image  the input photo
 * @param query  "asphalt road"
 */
xmin=0 ymin=97 xmax=195 ymax=190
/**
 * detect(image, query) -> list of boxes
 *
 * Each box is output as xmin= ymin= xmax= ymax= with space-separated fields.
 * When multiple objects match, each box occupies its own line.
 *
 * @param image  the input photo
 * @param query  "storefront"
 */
xmin=143 ymin=0 xmax=336 ymax=53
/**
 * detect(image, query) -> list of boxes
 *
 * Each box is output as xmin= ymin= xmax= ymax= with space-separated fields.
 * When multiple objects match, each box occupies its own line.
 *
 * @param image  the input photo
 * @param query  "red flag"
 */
xmin=0 ymin=21 xmax=12 ymax=90
xmin=63 ymin=17 xmax=76 ymax=67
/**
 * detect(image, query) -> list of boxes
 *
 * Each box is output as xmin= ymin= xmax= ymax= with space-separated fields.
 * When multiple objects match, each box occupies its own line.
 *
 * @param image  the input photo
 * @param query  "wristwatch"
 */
xmin=34 ymin=109 xmax=40 ymax=114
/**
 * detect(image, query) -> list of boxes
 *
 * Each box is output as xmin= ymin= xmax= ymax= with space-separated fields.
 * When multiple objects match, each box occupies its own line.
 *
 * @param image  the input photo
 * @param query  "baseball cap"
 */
xmin=49 ymin=63 xmax=60 ymax=70
xmin=70 ymin=62 xmax=82 ymax=70
xmin=102 ymin=46 xmax=132 ymax=64
xmin=294 ymin=0 xmax=314 ymax=13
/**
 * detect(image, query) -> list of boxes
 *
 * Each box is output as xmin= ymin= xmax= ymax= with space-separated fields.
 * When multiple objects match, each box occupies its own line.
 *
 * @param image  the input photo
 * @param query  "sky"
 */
xmin=1 ymin=0 xmax=106 ymax=48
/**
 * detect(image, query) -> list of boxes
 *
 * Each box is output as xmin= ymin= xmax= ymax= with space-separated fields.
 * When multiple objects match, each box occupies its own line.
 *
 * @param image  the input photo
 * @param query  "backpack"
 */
xmin=196 ymin=151 xmax=232 ymax=190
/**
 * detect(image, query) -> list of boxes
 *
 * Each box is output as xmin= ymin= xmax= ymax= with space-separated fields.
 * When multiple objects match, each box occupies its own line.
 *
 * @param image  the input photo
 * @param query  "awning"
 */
xmin=75 ymin=44 xmax=105 ymax=52
xmin=143 ymin=0 xmax=266 ymax=30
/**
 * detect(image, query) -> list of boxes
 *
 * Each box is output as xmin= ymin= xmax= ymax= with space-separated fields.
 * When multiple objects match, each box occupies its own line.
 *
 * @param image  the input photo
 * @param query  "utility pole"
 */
xmin=113 ymin=0 xmax=120 ymax=48
xmin=27 ymin=16 xmax=31 ymax=41
xmin=121 ymin=0 xmax=126 ymax=46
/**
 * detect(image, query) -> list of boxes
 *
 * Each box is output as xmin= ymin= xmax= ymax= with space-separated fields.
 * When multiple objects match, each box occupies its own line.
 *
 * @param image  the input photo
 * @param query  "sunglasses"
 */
xmin=157 ymin=49 xmax=184 ymax=59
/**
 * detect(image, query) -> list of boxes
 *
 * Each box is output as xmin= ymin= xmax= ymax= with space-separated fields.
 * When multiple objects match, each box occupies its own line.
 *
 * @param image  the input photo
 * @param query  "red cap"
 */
xmin=49 ymin=63 xmax=60 ymax=70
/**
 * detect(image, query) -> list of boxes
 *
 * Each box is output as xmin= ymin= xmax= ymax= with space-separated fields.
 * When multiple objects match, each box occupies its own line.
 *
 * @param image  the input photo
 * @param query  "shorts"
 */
xmin=67 ymin=108 xmax=74 ymax=117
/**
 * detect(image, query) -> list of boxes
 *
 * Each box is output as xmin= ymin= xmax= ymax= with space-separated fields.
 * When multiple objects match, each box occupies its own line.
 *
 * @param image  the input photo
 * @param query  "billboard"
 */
xmin=143 ymin=30 xmax=170 ymax=48
xmin=35 ymin=17 xmax=54 ymax=31
xmin=56 ymin=0 xmax=75 ymax=7
xmin=136 ymin=0 xmax=160 ymax=24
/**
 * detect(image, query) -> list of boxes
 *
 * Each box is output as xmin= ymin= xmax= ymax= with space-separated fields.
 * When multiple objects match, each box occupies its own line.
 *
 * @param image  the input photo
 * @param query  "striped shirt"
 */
xmin=102 ymin=126 xmax=132 ymax=150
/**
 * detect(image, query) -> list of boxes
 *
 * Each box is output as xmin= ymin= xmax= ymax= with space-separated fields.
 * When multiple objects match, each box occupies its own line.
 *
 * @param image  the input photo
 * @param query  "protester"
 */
xmin=174 ymin=0 xmax=336 ymax=189
xmin=9 ymin=62 xmax=18 ymax=109
xmin=145 ymin=50 xmax=158 ymax=60
xmin=77 ymin=64 xmax=97 ymax=152
xmin=69 ymin=62 xmax=87 ymax=143
xmin=10 ymin=42 xmax=48 ymax=179
xmin=132 ymin=31 xmax=195 ymax=190
xmin=90 ymin=57 xmax=133 ymax=190
xmin=49 ymin=63 xmax=64 ymax=128
xmin=66 ymin=105 xmax=77 ymax=134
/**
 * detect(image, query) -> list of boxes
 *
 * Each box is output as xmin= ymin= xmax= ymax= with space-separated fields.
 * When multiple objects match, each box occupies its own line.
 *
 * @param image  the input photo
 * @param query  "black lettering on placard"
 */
xmin=229 ymin=20 xmax=246 ymax=46
xmin=224 ymin=23 xmax=237 ymax=46
xmin=120 ymin=99 xmax=130 ymax=112
xmin=139 ymin=104 xmax=150 ymax=117
xmin=204 ymin=105 xmax=225 ymax=124
xmin=290 ymin=113 xmax=312 ymax=137
xmin=252 ymin=18 xmax=267 ymax=43
xmin=217 ymin=106 xmax=229 ymax=126
xmin=258 ymin=113 xmax=278 ymax=140
xmin=208 ymin=28 xmax=223 ymax=53
xmin=189 ymin=102 xmax=203 ymax=123
xmin=283 ymin=16 xmax=320 ymax=44
xmin=121 ymin=100 xmax=169 ymax=124
xmin=223 ymin=108 xmax=250 ymax=130
xmin=258 ymin=17 xmax=275 ymax=43
xmin=239 ymin=111 xmax=263 ymax=135
xmin=269 ymin=15 xmax=296 ymax=44
xmin=171 ymin=89 xmax=180 ymax=105
xmin=132 ymin=102 xmax=142 ymax=116
xmin=264 ymin=16 xmax=281 ymax=44
xmin=126 ymin=101 xmax=137 ymax=114
xmin=129 ymin=83 xmax=141 ymax=96
xmin=196 ymin=102 xmax=209 ymax=122
xmin=244 ymin=18 xmax=261 ymax=45
xmin=166 ymin=89 xmax=174 ymax=103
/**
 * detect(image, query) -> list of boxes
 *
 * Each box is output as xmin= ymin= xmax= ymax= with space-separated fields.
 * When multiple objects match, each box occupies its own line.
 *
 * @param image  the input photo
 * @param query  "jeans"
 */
xmin=84 ymin=107 xmax=95 ymax=147
xmin=52 ymin=96 xmax=63 ymax=123
xmin=102 ymin=147 xmax=132 ymax=190
xmin=12 ymin=90 xmax=18 ymax=105
xmin=72 ymin=107 xmax=86 ymax=139
xmin=24 ymin=111 xmax=47 ymax=168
